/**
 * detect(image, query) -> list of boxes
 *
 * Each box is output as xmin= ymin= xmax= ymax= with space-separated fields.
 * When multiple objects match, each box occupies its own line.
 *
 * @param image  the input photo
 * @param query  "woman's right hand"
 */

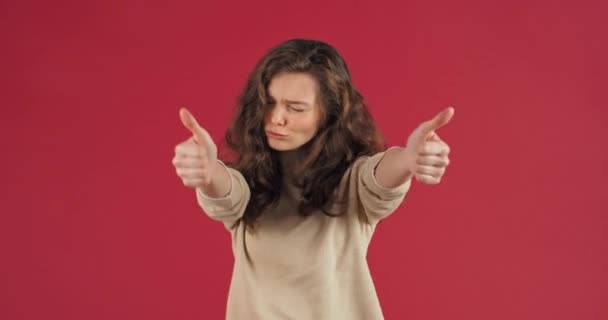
xmin=172 ymin=107 xmax=218 ymax=189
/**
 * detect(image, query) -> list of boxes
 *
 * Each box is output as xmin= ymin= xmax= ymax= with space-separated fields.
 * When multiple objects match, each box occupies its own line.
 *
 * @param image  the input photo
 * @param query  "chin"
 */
xmin=268 ymin=140 xmax=303 ymax=151
xmin=268 ymin=144 xmax=297 ymax=151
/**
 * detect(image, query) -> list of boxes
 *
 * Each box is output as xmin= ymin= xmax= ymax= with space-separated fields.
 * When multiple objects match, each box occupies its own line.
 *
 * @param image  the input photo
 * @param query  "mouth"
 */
xmin=266 ymin=130 xmax=288 ymax=139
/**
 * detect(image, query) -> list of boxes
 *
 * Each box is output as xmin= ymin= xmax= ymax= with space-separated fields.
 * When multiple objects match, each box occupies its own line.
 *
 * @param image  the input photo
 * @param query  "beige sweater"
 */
xmin=196 ymin=149 xmax=411 ymax=320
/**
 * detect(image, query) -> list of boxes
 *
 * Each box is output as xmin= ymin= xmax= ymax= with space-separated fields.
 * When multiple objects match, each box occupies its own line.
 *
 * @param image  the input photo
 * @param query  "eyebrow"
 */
xmin=268 ymin=96 xmax=311 ymax=107
xmin=284 ymin=99 xmax=310 ymax=107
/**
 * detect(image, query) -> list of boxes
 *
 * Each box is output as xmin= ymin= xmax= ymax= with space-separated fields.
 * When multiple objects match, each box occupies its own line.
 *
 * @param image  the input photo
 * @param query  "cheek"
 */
xmin=262 ymin=112 xmax=271 ymax=125
xmin=293 ymin=117 xmax=319 ymax=134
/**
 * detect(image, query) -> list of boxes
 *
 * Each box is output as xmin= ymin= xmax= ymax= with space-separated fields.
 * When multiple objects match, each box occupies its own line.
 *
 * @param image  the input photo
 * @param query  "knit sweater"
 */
xmin=196 ymin=149 xmax=411 ymax=319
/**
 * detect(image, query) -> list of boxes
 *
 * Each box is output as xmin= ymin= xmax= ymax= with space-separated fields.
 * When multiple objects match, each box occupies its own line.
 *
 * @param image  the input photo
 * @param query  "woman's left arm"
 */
xmin=375 ymin=107 xmax=454 ymax=188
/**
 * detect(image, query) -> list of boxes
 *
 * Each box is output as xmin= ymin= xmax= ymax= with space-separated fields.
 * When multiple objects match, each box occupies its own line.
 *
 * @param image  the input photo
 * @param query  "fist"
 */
xmin=404 ymin=107 xmax=454 ymax=185
xmin=172 ymin=107 xmax=218 ymax=188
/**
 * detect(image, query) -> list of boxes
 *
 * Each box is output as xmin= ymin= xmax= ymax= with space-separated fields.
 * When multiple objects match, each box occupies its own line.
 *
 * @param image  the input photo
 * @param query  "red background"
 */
xmin=2 ymin=0 xmax=607 ymax=319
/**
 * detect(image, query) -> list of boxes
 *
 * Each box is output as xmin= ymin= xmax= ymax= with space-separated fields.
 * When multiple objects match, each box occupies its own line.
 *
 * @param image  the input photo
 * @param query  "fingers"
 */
xmin=173 ymin=136 xmax=214 ymax=189
xmin=174 ymin=165 xmax=213 ymax=188
xmin=407 ymin=107 xmax=454 ymax=185
xmin=415 ymin=174 xmax=442 ymax=185
xmin=174 ymin=108 xmax=219 ymax=189
xmin=172 ymin=156 xmax=207 ymax=169
xmin=419 ymin=140 xmax=450 ymax=156
xmin=412 ymin=152 xmax=450 ymax=185
xmin=174 ymin=137 xmax=212 ymax=158
xmin=175 ymin=167 xmax=208 ymax=179
xmin=415 ymin=165 xmax=445 ymax=178
xmin=416 ymin=154 xmax=450 ymax=167
xmin=181 ymin=178 xmax=210 ymax=188
xmin=411 ymin=141 xmax=450 ymax=185
xmin=174 ymin=144 xmax=200 ymax=158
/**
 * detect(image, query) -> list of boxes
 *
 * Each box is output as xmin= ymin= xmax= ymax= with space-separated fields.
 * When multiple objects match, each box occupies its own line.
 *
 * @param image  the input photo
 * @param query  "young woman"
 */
xmin=172 ymin=39 xmax=453 ymax=319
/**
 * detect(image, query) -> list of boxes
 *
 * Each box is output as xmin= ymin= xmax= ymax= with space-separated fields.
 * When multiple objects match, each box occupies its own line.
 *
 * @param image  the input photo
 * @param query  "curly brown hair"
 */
xmin=224 ymin=38 xmax=386 ymax=229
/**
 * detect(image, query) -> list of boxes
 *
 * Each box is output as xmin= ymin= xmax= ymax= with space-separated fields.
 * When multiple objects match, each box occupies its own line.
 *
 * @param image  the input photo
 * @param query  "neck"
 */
xmin=278 ymin=148 xmax=307 ymax=176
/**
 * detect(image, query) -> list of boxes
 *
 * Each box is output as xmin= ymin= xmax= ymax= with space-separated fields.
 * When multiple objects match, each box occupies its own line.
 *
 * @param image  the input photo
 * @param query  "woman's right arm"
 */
xmin=198 ymin=159 xmax=232 ymax=198
xmin=173 ymin=108 xmax=250 ymax=228
xmin=195 ymin=161 xmax=250 ymax=228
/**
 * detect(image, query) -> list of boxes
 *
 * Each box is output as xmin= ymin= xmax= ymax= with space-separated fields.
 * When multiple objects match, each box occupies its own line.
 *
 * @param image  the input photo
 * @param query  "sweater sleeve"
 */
xmin=354 ymin=147 xmax=412 ymax=225
xmin=195 ymin=160 xmax=250 ymax=229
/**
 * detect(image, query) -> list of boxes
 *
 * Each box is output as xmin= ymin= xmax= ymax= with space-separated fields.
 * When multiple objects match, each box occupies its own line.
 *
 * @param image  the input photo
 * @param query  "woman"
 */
xmin=172 ymin=39 xmax=453 ymax=319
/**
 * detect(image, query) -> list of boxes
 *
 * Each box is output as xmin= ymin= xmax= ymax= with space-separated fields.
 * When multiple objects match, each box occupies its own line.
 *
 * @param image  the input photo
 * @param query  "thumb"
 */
xmin=418 ymin=106 xmax=455 ymax=137
xmin=179 ymin=107 xmax=211 ymax=145
xmin=428 ymin=132 xmax=442 ymax=142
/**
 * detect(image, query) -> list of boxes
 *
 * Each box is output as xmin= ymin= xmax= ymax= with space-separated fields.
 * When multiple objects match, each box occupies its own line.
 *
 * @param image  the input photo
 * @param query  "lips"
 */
xmin=267 ymin=130 xmax=287 ymax=137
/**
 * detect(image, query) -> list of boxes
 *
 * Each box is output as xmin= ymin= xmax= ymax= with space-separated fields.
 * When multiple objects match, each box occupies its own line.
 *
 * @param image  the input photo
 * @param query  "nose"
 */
xmin=269 ymin=105 xmax=286 ymax=126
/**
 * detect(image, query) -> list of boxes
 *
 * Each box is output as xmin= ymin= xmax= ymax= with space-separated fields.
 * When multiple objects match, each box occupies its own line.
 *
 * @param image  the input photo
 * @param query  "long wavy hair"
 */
xmin=224 ymin=39 xmax=386 ymax=229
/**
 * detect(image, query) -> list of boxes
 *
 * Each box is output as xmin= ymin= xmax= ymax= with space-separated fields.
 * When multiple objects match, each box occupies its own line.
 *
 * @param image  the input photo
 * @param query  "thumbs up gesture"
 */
xmin=403 ymin=107 xmax=454 ymax=185
xmin=172 ymin=107 xmax=219 ymax=188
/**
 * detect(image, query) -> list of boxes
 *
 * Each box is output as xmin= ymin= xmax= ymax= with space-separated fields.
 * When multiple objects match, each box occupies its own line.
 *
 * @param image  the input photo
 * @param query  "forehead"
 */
xmin=267 ymin=72 xmax=319 ymax=102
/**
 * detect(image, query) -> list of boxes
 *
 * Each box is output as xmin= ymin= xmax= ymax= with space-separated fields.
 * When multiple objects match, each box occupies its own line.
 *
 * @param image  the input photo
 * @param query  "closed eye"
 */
xmin=288 ymin=105 xmax=305 ymax=112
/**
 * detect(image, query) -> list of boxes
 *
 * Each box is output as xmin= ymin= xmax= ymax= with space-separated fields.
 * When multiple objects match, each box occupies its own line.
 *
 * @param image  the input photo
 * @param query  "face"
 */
xmin=263 ymin=72 xmax=322 ymax=151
